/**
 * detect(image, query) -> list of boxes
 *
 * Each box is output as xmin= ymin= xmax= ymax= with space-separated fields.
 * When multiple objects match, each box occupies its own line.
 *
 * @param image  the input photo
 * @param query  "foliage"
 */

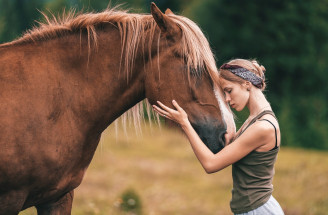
xmin=118 ymin=188 xmax=143 ymax=214
xmin=0 ymin=0 xmax=43 ymax=42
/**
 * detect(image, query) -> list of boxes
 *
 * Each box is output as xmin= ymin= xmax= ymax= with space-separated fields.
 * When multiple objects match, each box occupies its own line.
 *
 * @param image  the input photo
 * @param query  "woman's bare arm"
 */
xmin=153 ymin=100 xmax=272 ymax=173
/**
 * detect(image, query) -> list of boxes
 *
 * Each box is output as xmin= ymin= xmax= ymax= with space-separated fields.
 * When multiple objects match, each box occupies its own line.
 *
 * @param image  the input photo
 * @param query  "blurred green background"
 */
xmin=1 ymin=0 xmax=327 ymax=150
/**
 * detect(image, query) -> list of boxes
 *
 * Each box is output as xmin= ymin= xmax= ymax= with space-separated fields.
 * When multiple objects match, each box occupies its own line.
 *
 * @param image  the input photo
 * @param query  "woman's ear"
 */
xmin=243 ymin=81 xmax=252 ymax=91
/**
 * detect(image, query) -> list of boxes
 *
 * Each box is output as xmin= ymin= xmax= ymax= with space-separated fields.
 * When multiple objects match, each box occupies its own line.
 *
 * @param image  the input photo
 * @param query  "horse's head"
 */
xmin=145 ymin=3 xmax=235 ymax=153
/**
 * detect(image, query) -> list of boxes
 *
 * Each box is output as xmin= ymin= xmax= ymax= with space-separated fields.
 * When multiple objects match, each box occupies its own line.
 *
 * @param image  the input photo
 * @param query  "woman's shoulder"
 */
xmin=257 ymin=113 xmax=280 ymax=131
xmin=246 ymin=119 xmax=275 ymax=138
xmin=253 ymin=114 xmax=281 ymax=151
xmin=235 ymin=120 xmax=275 ymax=151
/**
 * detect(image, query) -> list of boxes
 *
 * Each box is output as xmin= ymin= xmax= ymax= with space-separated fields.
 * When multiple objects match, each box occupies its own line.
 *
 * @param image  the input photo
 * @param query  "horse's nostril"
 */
xmin=221 ymin=133 xmax=226 ymax=146
xmin=218 ymin=130 xmax=226 ymax=148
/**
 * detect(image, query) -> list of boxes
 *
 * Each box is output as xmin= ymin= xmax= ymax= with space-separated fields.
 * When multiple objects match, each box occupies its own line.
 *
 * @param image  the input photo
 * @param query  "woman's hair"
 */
xmin=219 ymin=59 xmax=267 ymax=91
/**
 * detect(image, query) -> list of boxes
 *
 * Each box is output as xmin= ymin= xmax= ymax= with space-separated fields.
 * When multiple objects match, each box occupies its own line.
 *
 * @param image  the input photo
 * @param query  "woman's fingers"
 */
xmin=172 ymin=100 xmax=182 ymax=111
xmin=172 ymin=100 xmax=188 ymax=117
xmin=154 ymin=100 xmax=184 ymax=121
xmin=157 ymin=101 xmax=176 ymax=112
xmin=153 ymin=105 xmax=169 ymax=116
xmin=153 ymin=105 xmax=174 ymax=121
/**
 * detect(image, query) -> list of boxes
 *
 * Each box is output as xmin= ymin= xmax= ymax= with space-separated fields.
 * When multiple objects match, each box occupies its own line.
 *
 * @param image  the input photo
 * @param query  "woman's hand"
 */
xmin=152 ymin=100 xmax=190 ymax=127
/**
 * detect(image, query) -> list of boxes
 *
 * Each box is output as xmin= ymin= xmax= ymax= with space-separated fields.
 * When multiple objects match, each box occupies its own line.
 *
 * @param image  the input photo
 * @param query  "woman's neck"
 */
xmin=246 ymin=89 xmax=271 ymax=117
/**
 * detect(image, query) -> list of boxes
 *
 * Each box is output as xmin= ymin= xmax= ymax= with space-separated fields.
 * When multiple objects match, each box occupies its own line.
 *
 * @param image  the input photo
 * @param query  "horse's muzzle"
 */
xmin=191 ymin=119 xmax=227 ymax=154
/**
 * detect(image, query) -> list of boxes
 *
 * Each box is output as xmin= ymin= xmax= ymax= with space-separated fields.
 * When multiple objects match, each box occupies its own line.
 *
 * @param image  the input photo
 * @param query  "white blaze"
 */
xmin=214 ymin=87 xmax=236 ymax=136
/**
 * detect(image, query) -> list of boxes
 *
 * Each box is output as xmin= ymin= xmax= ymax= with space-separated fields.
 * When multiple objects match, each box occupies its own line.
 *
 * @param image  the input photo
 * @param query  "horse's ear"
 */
xmin=151 ymin=2 xmax=181 ymax=41
xmin=165 ymin=8 xmax=174 ymax=15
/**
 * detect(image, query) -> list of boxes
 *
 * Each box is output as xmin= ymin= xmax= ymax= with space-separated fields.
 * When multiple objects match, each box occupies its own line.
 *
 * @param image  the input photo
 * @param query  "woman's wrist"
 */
xmin=180 ymin=119 xmax=192 ymax=131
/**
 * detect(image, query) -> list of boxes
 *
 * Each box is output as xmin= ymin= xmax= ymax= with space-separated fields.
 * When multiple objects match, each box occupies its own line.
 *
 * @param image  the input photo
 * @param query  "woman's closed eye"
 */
xmin=224 ymin=89 xmax=232 ymax=97
xmin=223 ymin=87 xmax=232 ymax=93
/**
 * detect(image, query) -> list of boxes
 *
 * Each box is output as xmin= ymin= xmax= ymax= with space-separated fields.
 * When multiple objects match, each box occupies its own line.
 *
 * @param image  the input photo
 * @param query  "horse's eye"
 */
xmin=190 ymin=67 xmax=202 ymax=76
xmin=182 ymin=65 xmax=203 ymax=78
xmin=173 ymin=51 xmax=183 ymax=58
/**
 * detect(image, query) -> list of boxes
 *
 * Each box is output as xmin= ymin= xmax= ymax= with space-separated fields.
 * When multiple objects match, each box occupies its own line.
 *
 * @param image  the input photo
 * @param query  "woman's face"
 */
xmin=219 ymin=78 xmax=249 ymax=111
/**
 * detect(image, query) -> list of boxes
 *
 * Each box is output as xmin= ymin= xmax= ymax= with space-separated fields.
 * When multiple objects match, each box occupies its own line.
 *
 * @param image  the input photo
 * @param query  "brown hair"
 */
xmin=219 ymin=59 xmax=266 ymax=91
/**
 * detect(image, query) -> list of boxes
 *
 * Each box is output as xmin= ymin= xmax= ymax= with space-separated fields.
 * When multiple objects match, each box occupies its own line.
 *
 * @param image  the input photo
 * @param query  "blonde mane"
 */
xmin=3 ymin=7 xmax=228 ymax=134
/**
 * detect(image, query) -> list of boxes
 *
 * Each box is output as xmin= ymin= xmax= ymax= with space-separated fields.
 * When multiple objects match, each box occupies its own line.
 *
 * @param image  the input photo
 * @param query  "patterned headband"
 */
xmin=220 ymin=63 xmax=263 ymax=89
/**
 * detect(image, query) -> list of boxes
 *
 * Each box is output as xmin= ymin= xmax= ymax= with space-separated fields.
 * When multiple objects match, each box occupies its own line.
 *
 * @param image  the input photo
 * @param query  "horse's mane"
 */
xmin=3 ymin=7 xmax=228 ymax=134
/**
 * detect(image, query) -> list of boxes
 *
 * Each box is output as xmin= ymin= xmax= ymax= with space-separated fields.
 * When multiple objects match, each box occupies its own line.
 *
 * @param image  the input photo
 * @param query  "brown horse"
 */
xmin=0 ymin=3 xmax=235 ymax=214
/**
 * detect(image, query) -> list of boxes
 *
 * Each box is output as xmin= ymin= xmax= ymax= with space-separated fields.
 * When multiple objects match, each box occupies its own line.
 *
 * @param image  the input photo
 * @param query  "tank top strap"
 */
xmin=254 ymin=110 xmax=277 ymax=121
xmin=236 ymin=110 xmax=277 ymax=139
xmin=245 ymin=110 xmax=276 ymax=129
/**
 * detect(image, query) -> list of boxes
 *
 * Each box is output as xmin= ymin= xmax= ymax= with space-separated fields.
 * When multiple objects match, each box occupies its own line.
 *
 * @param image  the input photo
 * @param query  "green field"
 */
xmin=20 ymin=123 xmax=328 ymax=215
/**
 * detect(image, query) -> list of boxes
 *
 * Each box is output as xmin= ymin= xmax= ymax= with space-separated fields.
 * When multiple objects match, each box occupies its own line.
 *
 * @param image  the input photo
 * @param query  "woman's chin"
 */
xmin=234 ymin=106 xmax=243 ymax=112
xmin=230 ymin=104 xmax=244 ymax=112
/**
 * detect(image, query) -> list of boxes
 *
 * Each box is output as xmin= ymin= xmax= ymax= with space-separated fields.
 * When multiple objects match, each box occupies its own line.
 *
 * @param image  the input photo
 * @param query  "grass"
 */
xmin=19 ymin=123 xmax=328 ymax=215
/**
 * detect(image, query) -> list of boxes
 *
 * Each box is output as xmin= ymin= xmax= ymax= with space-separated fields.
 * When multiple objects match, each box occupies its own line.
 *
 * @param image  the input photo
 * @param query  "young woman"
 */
xmin=153 ymin=59 xmax=284 ymax=215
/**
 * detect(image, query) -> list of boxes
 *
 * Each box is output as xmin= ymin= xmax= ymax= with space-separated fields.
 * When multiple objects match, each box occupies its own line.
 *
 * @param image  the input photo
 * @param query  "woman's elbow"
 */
xmin=204 ymin=168 xmax=215 ymax=174
xmin=203 ymin=162 xmax=218 ymax=174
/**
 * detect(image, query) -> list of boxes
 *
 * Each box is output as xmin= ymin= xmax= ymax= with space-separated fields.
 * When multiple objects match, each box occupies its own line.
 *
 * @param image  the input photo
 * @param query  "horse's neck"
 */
xmin=48 ymin=26 xmax=146 ymax=134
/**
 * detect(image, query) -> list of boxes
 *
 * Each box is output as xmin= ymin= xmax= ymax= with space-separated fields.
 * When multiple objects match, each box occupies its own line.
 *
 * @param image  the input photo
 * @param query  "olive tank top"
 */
xmin=230 ymin=110 xmax=279 ymax=214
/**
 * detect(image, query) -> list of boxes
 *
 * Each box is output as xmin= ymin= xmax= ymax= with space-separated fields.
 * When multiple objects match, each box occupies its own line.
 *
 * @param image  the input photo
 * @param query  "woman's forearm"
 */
xmin=153 ymin=100 xmax=243 ymax=174
xmin=181 ymin=120 xmax=217 ymax=173
xmin=152 ymin=100 xmax=224 ymax=173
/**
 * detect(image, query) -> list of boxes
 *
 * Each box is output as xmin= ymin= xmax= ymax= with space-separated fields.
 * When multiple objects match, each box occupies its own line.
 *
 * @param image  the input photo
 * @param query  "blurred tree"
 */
xmin=43 ymin=0 xmax=69 ymax=12
xmin=145 ymin=0 xmax=181 ymax=13
xmin=0 ymin=0 xmax=43 ymax=43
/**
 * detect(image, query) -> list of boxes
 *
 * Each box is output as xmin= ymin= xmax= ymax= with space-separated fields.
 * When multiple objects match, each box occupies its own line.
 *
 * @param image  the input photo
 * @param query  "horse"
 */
xmin=0 ymin=3 xmax=235 ymax=214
